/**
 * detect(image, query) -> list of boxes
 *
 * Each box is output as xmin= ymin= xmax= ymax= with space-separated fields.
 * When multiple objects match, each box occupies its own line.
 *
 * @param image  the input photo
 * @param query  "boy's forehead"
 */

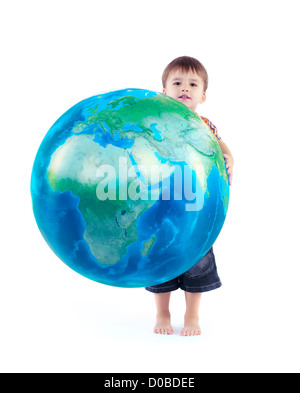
xmin=168 ymin=68 xmax=202 ymax=82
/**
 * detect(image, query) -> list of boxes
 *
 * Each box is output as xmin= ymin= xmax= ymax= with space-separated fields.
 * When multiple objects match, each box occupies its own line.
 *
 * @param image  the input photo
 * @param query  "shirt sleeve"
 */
xmin=200 ymin=116 xmax=222 ymax=140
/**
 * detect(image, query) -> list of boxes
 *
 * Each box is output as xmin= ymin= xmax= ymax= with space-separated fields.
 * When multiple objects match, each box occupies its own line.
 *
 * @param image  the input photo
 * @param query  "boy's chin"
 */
xmin=180 ymin=101 xmax=195 ymax=111
xmin=178 ymin=98 xmax=189 ymax=106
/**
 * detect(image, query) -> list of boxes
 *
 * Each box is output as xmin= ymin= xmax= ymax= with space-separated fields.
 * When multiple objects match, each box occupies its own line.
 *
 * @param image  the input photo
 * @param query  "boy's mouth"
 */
xmin=178 ymin=94 xmax=191 ymax=99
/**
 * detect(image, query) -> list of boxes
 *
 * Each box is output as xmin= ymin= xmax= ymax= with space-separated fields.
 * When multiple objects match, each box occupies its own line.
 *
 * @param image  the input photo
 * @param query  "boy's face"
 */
xmin=163 ymin=68 xmax=206 ymax=112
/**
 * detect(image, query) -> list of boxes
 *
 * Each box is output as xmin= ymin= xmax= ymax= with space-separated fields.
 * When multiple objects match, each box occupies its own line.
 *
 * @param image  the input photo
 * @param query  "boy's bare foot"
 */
xmin=180 ymin=316 xmax=201 ymax=336
xmin=154 ymin=312 xmax=174 ymax=335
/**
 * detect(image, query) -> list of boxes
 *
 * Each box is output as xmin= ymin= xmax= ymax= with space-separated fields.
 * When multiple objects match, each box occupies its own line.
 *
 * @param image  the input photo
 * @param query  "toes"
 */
xmin=180 ymin=328 xmax=201 ymax=336
xmin=154 ymin=327 xmax=174 ymax=335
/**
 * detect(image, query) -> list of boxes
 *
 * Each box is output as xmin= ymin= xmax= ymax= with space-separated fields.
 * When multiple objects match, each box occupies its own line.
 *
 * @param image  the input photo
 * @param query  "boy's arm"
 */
xmin=218 ymin=139 xmax=234 ymax=186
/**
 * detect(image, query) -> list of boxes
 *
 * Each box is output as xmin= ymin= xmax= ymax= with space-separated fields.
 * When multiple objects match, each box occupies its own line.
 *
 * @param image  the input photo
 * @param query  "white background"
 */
xmin=1 ymin=0 xmax=299 ymax=373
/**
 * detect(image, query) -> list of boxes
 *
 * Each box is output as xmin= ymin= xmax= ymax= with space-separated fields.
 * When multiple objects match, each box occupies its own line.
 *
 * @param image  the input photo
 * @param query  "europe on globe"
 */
xmin=31 ymin=89 xmax=229 ymax=287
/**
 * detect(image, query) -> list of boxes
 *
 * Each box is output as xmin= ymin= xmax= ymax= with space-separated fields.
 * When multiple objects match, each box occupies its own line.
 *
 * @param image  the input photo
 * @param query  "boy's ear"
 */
xmin=199 ymin=91 xmax=206 ymax=104
xmin=162 ymin=88 xmax=167 ymax=95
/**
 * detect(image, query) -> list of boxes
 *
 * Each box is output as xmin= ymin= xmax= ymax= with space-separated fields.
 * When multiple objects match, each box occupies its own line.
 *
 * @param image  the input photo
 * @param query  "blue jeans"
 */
xmin=145 ymin=248 xmax=222 ymax=293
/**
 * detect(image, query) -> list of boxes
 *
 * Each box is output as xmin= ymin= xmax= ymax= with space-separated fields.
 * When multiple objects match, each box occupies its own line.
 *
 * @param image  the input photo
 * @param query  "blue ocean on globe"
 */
xmin=31 ymin=88 xmax=229 ymax=288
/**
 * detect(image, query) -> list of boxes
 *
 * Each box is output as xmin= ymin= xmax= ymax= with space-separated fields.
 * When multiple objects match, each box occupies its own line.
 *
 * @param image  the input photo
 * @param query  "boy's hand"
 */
xmin=223 ymin=153 xmax=234 ymax=186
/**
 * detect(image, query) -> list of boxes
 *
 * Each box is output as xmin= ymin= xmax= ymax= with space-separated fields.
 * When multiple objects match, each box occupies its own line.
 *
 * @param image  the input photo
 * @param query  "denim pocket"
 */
xmin=185 ymin=248 xmax=215 ymax=278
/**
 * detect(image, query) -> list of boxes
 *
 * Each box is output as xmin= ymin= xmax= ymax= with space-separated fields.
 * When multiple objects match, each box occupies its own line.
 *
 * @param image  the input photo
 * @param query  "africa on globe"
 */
xmin=31 ymin=89 xmax=229 ymax=287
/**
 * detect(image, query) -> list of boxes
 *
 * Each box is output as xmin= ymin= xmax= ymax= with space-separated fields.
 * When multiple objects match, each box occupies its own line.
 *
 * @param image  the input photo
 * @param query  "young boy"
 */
xmin=145 ymin=56 xmax=234 ymax=336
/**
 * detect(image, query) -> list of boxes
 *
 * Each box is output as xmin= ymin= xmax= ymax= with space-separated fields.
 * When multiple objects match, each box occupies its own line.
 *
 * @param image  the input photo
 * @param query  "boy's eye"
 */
xmin=173 ymin=82 xmax=181 ymax=85
xmin=191 ymin=83 xmax=197 ymax=87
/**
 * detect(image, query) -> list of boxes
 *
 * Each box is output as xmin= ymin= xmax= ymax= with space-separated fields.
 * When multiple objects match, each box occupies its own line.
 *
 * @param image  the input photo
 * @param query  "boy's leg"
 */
xmin=180 ymin=292 xmax=202 ymax=336
xmin=153 ymin=292 xmax=174 ymax=335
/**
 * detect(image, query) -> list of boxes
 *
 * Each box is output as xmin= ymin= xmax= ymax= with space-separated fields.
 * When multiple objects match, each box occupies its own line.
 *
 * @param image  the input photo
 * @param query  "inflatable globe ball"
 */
xmin=31 ymin=89 xmax=229 ymax=288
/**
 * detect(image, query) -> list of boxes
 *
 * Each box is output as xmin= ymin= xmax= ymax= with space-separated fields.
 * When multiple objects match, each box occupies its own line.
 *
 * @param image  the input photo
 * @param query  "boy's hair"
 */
xmin=162 ymin=56 xmax=208 ymax=91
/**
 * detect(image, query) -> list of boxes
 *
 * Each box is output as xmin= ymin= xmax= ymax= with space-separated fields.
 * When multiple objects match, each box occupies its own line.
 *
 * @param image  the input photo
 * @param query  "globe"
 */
xmin=31 ymin=88 xmax=229 ymax=288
